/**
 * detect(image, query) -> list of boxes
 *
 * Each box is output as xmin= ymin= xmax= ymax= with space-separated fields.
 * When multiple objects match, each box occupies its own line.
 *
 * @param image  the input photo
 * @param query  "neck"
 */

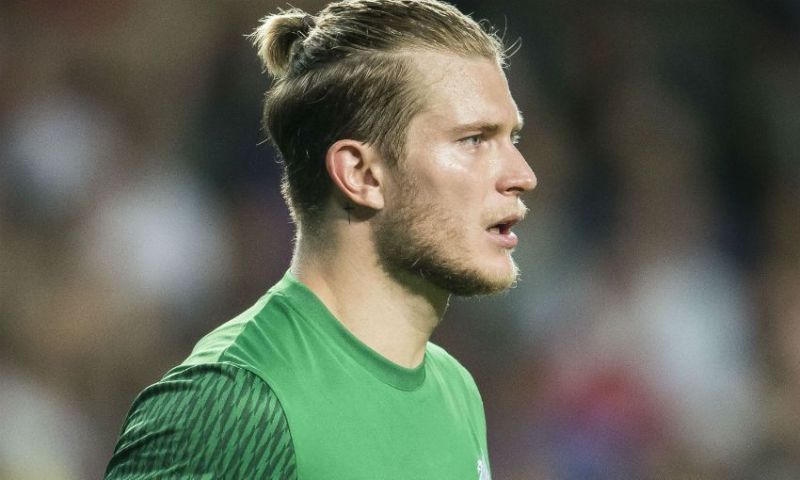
xmin=290 ymin=227 xmax=449 ymax=369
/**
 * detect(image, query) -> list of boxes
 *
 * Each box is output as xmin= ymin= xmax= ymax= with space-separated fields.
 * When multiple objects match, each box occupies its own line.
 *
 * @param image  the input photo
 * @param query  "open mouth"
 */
xmin=486 ymin=211 xmax=525 ymax=248
xmin=488 ymin=223 xmax=511 ymax=235
xmin=487 ymin=218 xmax=518 ymax=235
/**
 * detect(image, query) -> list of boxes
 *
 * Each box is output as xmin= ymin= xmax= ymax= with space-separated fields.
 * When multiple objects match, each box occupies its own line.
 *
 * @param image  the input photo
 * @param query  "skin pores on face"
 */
xmin=372 ymin=51 xmax=536 ymax=296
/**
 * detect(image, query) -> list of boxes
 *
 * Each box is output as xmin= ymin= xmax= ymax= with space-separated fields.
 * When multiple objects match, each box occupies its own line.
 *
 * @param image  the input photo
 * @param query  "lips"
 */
xmin=486 ymin=214 xmax=521 ymax=248
xmin=487 ymin=215 xmax=520 ymax=234
xmin=488 ymin=223 xmax=513 ymax=235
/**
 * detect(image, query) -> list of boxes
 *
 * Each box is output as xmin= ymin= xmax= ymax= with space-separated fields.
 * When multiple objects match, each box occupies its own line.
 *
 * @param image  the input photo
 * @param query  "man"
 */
xmin=105 ymin=0 xmax=535 ymax=478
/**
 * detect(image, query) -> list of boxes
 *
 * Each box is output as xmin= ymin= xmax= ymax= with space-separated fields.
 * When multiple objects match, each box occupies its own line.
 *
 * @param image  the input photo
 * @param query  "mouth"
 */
xmin=486 ymin=215 xmax=521 ymax=248
xmin=487 ymin=216 xmax=520 ymax=235
xmin=488 ymin=223 xmax=513 ymax=235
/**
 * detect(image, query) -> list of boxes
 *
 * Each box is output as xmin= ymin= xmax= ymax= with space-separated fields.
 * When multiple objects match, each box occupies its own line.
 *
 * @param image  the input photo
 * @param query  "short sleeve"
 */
xmin=105 ymin=363 xmax=296 ymax=479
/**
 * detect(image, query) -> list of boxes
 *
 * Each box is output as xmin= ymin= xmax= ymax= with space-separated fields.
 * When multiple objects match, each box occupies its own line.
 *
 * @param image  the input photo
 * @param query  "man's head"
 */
xmin=252 ymin=0 xmax=505 ymax=228
xmin=372 ymin=51 xmax=534 ymax=295
xmin=253 ymin=0 xmax=536 ymax=295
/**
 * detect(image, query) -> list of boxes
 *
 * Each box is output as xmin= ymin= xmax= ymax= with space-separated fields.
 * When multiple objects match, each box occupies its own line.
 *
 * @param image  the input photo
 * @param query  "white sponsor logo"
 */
xmin=477 ymin=457 xmax=490 ymax=480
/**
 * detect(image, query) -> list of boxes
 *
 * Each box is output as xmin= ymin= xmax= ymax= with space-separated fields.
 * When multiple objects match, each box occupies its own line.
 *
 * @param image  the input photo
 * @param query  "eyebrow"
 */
xmin=449 ymin=111 xmax=525 ymax=135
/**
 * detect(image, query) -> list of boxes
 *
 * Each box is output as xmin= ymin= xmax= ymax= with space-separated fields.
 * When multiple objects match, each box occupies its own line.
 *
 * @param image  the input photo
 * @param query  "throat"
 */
xmin=293 ymin=254 xmax=445 ymax=369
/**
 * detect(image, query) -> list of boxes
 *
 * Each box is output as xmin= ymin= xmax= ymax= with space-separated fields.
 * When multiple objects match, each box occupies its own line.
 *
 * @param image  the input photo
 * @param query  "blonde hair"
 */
xmin=251 ymin=0 xmax=506 ymax=230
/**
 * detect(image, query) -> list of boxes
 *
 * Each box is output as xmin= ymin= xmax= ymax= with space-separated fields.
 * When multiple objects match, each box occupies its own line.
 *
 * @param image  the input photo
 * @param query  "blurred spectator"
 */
xmin=0 ymin=366 xmax=96 ymax=480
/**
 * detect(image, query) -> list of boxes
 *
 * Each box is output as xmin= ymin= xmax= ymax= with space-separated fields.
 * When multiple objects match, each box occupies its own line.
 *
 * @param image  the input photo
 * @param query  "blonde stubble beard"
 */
xmin=372 ymin=178 xmax=520 ymax=297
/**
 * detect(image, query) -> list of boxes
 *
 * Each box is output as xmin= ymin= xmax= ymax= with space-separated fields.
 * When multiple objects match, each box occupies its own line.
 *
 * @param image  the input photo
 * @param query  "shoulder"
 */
xmin=425 ymin=342 xmax=474 ymax=381
xmin=180 ymin=280 xmax=304 ymax=375
xmin=182 ymin=289 xmax=285 ymax=361
xmin=425 ymin=342 xmax=488 ymax=439
xmin=425 ymin=342 xmax=482 ymax=399
xmin=105 ymin=363 xmax=296 ymax=479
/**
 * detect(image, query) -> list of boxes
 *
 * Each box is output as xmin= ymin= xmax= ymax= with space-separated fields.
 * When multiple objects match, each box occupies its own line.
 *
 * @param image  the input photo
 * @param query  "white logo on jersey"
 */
xmin=477 ymin=458 xmax=491 ymax=480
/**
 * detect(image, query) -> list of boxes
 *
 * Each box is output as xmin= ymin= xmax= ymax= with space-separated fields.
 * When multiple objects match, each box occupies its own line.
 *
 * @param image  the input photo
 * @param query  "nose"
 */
xmin=496 ymin=146 xmax=537 ymax=195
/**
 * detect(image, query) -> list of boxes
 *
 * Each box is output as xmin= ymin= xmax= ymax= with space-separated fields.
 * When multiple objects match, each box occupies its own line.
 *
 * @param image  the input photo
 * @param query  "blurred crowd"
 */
xmin=1 ymin=1 xmax=798 ymax=478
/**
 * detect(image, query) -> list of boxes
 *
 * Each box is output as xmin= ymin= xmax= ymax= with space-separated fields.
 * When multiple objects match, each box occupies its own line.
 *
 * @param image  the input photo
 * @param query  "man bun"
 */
xmin=251 ymin=9 xmax=314 ymax=78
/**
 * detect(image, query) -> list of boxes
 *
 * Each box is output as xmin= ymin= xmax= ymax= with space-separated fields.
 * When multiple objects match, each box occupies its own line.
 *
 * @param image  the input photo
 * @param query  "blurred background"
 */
xmin=1 ymin=0 xmax=799 ymax=478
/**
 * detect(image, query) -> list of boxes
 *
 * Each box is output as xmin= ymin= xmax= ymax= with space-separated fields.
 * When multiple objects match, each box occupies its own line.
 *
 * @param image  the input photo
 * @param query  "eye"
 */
xmin=459 ymin=134 xmax=484 ymax=146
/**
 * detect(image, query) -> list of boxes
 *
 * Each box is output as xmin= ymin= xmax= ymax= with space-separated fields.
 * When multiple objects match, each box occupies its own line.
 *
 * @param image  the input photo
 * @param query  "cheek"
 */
xmin=423 ymin=158 xmax=487 ymax=202
xmin=402 ymin=144 xmax=492 ymax=219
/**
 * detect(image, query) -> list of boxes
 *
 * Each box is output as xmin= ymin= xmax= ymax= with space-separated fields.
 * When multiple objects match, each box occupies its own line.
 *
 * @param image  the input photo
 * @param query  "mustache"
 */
xmin=484 ymin=201 xmax=529 ymax=225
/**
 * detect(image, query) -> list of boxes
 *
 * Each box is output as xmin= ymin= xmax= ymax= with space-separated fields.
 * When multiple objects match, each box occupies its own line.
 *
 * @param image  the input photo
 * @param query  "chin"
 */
xmin=446 ymin=256 xmax=520 ymax=297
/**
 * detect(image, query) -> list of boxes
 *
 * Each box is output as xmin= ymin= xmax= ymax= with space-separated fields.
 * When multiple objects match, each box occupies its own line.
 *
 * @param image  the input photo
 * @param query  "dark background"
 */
xmin=1 ymin=1 xmax=799 ymax=478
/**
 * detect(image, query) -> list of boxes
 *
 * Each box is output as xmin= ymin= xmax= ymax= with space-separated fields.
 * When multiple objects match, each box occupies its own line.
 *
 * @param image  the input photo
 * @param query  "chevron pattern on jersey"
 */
xmin=105 ymin=363 xmax=296 ymax=479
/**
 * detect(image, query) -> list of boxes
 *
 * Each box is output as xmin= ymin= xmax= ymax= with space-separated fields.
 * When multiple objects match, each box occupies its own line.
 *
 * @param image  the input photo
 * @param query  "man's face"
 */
xmin=373 ymin=51 xmax=536 ymax=296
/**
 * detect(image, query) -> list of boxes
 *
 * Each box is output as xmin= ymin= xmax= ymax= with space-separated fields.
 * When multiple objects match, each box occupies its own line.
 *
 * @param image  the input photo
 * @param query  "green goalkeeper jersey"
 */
xmin=106 ymin=271 xmax=491 ymax=479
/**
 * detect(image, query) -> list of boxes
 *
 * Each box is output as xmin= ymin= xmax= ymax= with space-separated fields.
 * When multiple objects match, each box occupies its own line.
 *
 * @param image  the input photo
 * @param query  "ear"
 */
xmin=325 ymin=139 xmax=385 ymax=210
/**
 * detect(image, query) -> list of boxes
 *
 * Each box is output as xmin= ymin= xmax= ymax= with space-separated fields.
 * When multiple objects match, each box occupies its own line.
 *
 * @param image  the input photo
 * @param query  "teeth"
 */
xmin=489 ymin=226 xmax=500 ymax=234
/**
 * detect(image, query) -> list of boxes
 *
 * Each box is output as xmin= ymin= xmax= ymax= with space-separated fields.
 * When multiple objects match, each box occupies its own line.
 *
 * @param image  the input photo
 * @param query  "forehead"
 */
xmin=407 ymin=51 xmax=521 ymax=130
